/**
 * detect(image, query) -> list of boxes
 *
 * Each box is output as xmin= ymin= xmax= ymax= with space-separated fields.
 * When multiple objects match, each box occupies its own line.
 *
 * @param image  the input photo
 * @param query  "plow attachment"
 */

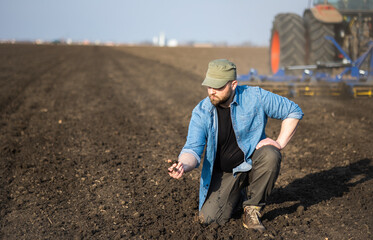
xmin=346 ymin=82 xmax=373 ymax=98
xmin=238 ymin=70 xmax=346 ymax=97
xmin=238 ymin=38 xmax=373 ymax=98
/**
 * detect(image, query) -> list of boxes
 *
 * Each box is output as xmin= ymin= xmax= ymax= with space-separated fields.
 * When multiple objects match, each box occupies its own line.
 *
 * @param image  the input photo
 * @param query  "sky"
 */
xmin=0 ymin=0 xmax=310 ymax=46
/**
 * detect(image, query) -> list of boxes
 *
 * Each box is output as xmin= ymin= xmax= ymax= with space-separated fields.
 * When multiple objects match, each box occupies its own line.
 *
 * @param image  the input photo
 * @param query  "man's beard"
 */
xmin=209 ymin=92 xmax=231 ymax=107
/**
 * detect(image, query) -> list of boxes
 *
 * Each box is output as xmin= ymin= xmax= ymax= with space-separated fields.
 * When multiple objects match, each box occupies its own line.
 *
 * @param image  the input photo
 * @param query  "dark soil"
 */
xmin=1 ymin=44 xmax=372 ymax=239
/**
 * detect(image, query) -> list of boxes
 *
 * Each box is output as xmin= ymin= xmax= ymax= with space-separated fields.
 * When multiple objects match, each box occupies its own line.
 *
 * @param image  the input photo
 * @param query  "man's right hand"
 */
xmin=167 ymin=160 xmax=185 ymax=179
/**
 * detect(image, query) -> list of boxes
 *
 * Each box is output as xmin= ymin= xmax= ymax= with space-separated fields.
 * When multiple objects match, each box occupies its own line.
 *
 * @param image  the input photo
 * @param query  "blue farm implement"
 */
xmin=238 ymin=38 xmax=373 ymax=98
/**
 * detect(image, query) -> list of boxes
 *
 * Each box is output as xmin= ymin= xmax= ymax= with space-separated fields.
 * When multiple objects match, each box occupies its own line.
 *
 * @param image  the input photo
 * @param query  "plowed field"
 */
xmin=1 ymin=44 xmax=372 ymax=239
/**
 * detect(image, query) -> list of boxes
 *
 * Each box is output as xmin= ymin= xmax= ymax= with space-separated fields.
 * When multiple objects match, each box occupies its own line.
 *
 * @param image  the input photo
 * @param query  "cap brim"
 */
xmin=202 ymin=77 xmax=230 ymax=89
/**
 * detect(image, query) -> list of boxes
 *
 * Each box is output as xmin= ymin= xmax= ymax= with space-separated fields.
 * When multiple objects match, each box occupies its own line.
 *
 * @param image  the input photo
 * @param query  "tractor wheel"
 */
xmin=270 ymin=13 xmax=306 ymax=74
xmin=303 ymin=10 xmax=335 ymax=65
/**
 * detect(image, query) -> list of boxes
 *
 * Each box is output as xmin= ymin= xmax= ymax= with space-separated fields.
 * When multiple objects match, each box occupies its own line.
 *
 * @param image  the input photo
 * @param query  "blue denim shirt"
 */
xmin=179 ymin=85 xmax=304 ymax=210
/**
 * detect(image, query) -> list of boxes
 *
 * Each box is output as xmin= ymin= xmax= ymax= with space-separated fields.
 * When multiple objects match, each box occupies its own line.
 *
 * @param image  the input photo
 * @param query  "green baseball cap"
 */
xmin=202 ymin=59 xmax=237 ymax=88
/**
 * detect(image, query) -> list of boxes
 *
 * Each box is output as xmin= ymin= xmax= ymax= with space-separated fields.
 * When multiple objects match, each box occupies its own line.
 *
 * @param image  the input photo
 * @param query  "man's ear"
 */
xmin=231 ymin=80 xmax=238 ymax=90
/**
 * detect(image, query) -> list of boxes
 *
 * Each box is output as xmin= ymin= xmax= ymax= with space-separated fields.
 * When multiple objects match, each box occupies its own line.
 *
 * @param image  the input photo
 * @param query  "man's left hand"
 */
xmin=256 ymin=137 xmax=281 ymax=150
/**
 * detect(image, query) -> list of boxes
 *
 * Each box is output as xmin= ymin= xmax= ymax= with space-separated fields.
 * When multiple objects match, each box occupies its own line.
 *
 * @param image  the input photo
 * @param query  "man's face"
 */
xmin=207 ymin=81 xmax=236 ymax=107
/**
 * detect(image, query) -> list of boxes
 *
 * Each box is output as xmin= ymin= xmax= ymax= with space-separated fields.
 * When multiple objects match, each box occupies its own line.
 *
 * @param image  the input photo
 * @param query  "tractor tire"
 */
xmin=303 ymin=10 xmax=335 ymax=65
xmin=270 ymin=13 xmax=306 ymax=74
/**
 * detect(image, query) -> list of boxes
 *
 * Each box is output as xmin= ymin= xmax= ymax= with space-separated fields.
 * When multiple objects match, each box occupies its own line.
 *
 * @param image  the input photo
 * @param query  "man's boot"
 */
xmin=242 ymin=206 xmax=266 ymax=232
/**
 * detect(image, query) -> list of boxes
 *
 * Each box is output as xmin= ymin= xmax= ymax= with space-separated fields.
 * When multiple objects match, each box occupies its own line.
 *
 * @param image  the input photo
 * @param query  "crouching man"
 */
xmin=168 ymin=59 xmax=303 ymax=231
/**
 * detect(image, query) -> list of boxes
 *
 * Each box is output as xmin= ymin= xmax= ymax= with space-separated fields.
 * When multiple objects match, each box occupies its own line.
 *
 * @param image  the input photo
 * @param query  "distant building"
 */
xmin=193 ymin=43 xmax=214 ymax=48
xmin=158 ymin=32 xmax=166 ymax=47
xmin=35 ymin=39 xmax=44 ymax=45
xmin=167 ymin=39 xmax=178 ymax=47
xmin=153 ymin=32 xmax=178 ymax=47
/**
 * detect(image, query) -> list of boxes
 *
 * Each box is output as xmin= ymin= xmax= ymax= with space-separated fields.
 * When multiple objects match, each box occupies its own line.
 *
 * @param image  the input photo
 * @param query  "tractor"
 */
xmin=270 ymin=0 xmax=373 ymax=74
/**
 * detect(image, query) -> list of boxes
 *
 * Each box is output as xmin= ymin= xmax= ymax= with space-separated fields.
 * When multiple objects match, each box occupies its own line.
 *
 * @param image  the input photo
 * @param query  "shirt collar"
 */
xmin=231 ymin=87 xmax=239 ymax=106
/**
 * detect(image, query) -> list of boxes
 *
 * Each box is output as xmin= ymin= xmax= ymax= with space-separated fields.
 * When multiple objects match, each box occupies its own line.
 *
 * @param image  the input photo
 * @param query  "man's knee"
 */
xmin=253 ymin=145 xmax=282 ymax=169
xmin=199 ymin=204 xmax=232 ymax=225
xmin=198 ymin=212 xmax=213 ymax=225
xmin=198 ymin=211 xmax=227 ymax=225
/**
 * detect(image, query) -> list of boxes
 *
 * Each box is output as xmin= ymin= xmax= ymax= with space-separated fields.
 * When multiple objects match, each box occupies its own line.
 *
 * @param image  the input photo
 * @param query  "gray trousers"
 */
xmin=199 ymin=145 xmax=282 ymax=224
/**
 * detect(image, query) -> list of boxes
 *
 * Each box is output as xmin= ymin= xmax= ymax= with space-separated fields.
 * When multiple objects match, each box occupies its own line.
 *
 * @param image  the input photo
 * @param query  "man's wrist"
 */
xmin=275 ymin=140 xmax=283 ymax=150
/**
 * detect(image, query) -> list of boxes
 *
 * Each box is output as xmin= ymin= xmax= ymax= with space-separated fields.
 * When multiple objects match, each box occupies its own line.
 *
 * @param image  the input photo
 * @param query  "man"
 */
xmin=168 ymin=59 xmax=303 ymax=231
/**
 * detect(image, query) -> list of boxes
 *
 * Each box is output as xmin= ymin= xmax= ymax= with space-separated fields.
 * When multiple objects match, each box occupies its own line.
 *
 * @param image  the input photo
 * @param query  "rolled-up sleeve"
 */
xmin=179 ymin=108 xmax=207 ymax=168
